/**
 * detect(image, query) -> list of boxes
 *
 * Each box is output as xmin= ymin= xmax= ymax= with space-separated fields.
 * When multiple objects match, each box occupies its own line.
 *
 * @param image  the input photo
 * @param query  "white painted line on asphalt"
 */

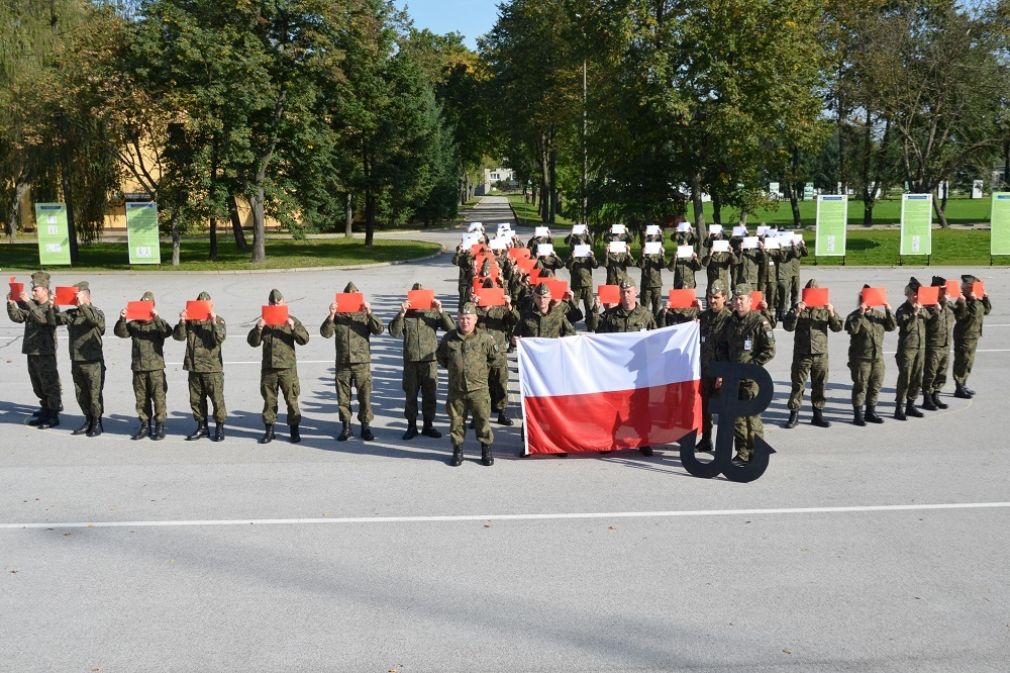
xmin=882 ymin=349 xmax=1010 ymax=355
xmin=3 ymin=501 xmax=1009 ymax=531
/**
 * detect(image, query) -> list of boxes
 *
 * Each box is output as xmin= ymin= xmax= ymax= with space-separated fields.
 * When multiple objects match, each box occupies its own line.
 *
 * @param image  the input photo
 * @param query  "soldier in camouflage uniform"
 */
xmin=452 ymin=244 xmax=475 ymax=307
xmin=695 ymin=280 xmax=732 ymax=453
xmin=248 ymin=289 xmax=310 ymax=444
xmin=714 ymin=283 xmax=776 ymax=464
xmin=604 ymin=241 xmax=635 ymax=286
xmin=513 ymin=282 xmax=578 ymax=338
xmin=566 ymin=247 xmax=599 ymax=323
xmin=437 ymin=302 xmax=499 ymax=467
xmin=920 ymin=276 xmax=955 ymax=410
xmin=174 ymin=290 xmax=227 ymax=441
xmin=760 ymin=241 xmax=781 ymax=320
xmin=781 ymin=279 xmax=843 ymax=429
xmin=590 ymin=279 xmax=658 ymax=456
xmin=701 ymin=233 xmax=738 ymax=297
xmin=952 ymin=274 xmax=992 ymax=398
xmin=668 ymin=248 xmax=702 ymax=290
xmin=54 ymin=281 xmax=106 ymax=437
xmin=114 ymin=291 xmax=173 ymax=440
xmin=321 ymin=281 xmax=384 ymax=441
xmin=474 ymin=279 xmax=517 ymax=425
xmin=637 ymin=244 xmax=667 ymax=316
xmin=782 ymin=237 xmax=807 ymax=310
xmin=657 ymin=297 xmax=700 ymax=326
xmin=6 ymin=271 xmax=62 ymax=428
xmin=389 ymin=283 xmax=454 ymax=440
xmin=893 ymin=277 xmax=926 ymax=421
xmin=844 ymin=285 xmax=896 ymax=426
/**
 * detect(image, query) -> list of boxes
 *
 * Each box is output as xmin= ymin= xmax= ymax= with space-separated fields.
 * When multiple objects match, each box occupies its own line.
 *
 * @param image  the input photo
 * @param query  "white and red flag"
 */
xmin=518 ymin=323 xmax=702 ymax=455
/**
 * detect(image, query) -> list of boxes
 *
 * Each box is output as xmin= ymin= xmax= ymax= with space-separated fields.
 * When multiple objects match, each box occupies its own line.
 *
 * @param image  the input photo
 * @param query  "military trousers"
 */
xmin=27 ymin=354 xmax=62 ymax=411
xmin=775 ymin=278 xmax=791 ymax=313
xmin=642 ymin=287 xmax=663 ymax=317
xmin=133 ymin=369 xmax=167 ymax=423
xmin=261 ymin=367 xmax=301 ymax=425
xmin=762 ymin=280 xmax=779 ymax=316
xmin=488 ymin=355 xmax=509 ymax=412
xmin=571 ymin=286 xmax=594 ymax=324
xmin=786 ymin=273 xmax=801 ymax=306
xmin=923 ymin=345 xmax=950 ymax=394
xmin=733 ymin=380 xmax=763 ymax=462
xmin=402 ymin=360 xmax=438 ymax=423
xmin=787 ymin=354 xmax=828 ymax=410
xmin=952 ymin=338 xmax=978 ymax=387
xmin=71 ymin=360 xmax=105 ymax=417
xmin=447 ymin=390 xmax=493 ymax=447
xmin=894 ymin=349 xmax=924 ymax=404
xmin=188 ymin=371 xmax=227 ymax=423
xmin=849 ymin=358 xmax=884 ymax=408
xmin=336 ymin=362 xmax=373 ymax=424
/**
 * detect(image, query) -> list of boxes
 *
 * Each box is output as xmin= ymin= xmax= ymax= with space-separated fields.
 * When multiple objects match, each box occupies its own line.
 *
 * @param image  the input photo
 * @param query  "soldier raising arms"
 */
xmin=54 ymin=281 xmax=107 ymax=437
xmin=115 ymin=291 xmax=173 ymax=440
xmin=7 ymin=271 xmax=62 ymax=428
xmin=174 ymin=290 xmax=227 ymax=442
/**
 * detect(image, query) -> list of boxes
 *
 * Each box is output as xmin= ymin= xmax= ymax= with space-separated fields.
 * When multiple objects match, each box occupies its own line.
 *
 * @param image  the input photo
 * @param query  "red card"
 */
xmin=334 ymin=292 xmax=364 ymax=312
xmin=917 ymin=286 xmax=940 ymax=306
xmin=944 ymin=279 xmax=960 ymax=297
xmin=472 ymin=277 xmax=493 ymax=293
xmin=476 ymin=287 xmax=505 ymax=307
xmin=527 ymin=269 xmax=541 ymax=285
xmin=508 ymin=247 xmax=531 ymax=261
xmin=543 ymin=278 xmax=568 ymax=301
xmin=185 ymin=300 xmax=211 ymax=320
xmin=802 ymin=287 xmax=829 ymax=307
xmin=126 ymin=300 xmax=154 ymax=321
xmin=54 ymin=286 xmax=78 ymax=306
xmin=262 ymin=305 xmax=289 ymax=326
xmin=470 ymin=243 xmax=488 ymax=256
xmin=751 ymin=290 xmax=764 ymax=306
xmin=667 ymin=289 xmax=696 ymax=309
xmin=407 ymin=289 xmax=434 ymax=310
xmin=598 ymin=284 xmax=620 ymax=304
xmin=972 ymin=281 xmax=984 ymax=298
xmin=861 ymin=287 xmax=887 ymax=307
xmin=8 ymin=276 xmax=24 ymax=298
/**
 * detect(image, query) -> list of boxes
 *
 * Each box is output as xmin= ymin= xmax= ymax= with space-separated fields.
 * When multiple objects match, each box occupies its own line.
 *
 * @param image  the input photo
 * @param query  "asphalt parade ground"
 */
xmin=2 ymin=197 xmax=1009 ymax=672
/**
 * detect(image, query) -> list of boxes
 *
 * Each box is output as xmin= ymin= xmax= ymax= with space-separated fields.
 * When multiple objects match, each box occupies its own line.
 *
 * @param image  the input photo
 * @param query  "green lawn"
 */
xmin=0 ymin=237 xmax=442 ymax=272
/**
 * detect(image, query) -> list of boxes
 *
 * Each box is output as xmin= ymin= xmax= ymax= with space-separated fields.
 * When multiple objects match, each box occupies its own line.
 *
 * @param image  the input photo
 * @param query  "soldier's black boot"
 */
xmin=186 ymin=422 xmax=208 ymax=441
xmin=481 ymin=443 xmax=494 ymax=466
xmin=213 ymin=423 xmax=225 ymax=442
xmin=152 ymin=422 xmax=165 ymax=441
xmin=905 ymin=400 xmax=923 ymax=418
xmin=496 ymin=411 xmax=514 ymax=426
xmin=963 ymin=386 xmax=976 ymax=396
xmin=420 ymin=421 xmax=441 ymax=439
xmin=853 ymin=406 xmax=866 ymax=426
xmin=639 ymin=445 xmax=654 ymax=457
xmin=921 ymin=392 xmax=937 ymax=411
xmin=402 ymin=421 xmax=418 ymax=440
xmin=449 ymin=445 xmax=463 ymax=467
xmin=38 ymin=411 xmax=59 ymax=429
xmin=893 ymin=402 xmax=907 ymax=421
xmin=932 ymin=392 xmax=948 ymax=409
xmin=865 ymin=405 xmax=884 ymax=424
xmin=73 ymin=416 xmax=92 ymax=436
xmin=259 ymin=424 xmax=275 ymax=444
xmin=811 ymin=408 xmax=831 ymax=428
xmin=360 ymin=423 xmax=374 ymax=441
xmin=131 ymin=420 xmax=149 ymax=440
xmin=289 ymin=425 xmax=301 ymax=444
xmin=87 ymin=416 xmax=103 ymax=437
xmin=337 ymin=422 xmax=351 ymax=441
xmin=783 ymin=410 xmax=799 ymax=429
xmin=31 ymin=405 xmax=45 ymax=419
xmin=954 ymin=384 xmax=972 ymax=399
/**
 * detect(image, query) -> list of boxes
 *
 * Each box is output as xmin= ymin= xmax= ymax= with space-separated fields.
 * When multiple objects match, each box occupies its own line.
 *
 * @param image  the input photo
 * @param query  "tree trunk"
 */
xmin=209 ymin=216 xmax=218 ymax=260
xmin=344 ymin=192 xmax=353 ymax=238
xmin=250 ymin=185 xmax=266 ymax=263
xmin=932 ymin=192 xmax=949 ymax=228
xmin=6 ymin=177 xmax=29 ymax=237
xmin=228 ymin=194 xmax=249 ymax=251
xmin=785 ymin=182 xmax=801 ymax=228
xmin=548 ymin=138 xmax=558 ymax=224
xmin=690 ymin=171 xmax=707 ymax=239
xmin=739 ymin=210 xmax=749 ymax=226
xmin=170 ymin=210 xmax=181 ymax=267
xmin=58 ymin=131 xmax=80 ymax=264
xmin=863 ymin=202 xmax=874 ymax=226
xmin=208 ymin=145 xmax=219 ymax=260
xmin=363 ymin=148 xmax=375 ymax=247
xmin=712 ymin=192 xmax=722 ymax=224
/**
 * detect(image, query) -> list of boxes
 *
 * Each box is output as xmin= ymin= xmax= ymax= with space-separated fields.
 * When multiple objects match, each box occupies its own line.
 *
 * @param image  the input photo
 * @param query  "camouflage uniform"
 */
xmin=657 ymin=306 xmax=700 ymax=327
xmin=248 ymin=290 xmax=310 ymax=440
xmin=668 ymin=253 xmax=702 ymax=290
xmin=475 ymin=299 xmax=516 ymax=420
xmin=782 ymin=241 xmax=807 ymax=307
xmin=701 ymin=245 xmax=737 ymax=297
xmin=53 ymin=281 xmax=106 ymax=434
xmin=760 ymin=246 xmax=781 ymax=317
xmin=452 ymin=249 xmax=475 ymax=306
xmin=389 ymin=292 xmax=454 ymax=432
xmin=893 ymin=278 xmax=926 ymax=418
xmin=566 ymin=251 xmax=599 ymax=323
xmin=114 ymin=291 xmax=173 ymax=438
xmin=921 ymin=277 xmax=955 ymax=407
xmin=781 ymin=282 xmax=842 ymax=424
xmin=952 ymin=274 xmax=991 ymax=396
xmin=697 ymin=284 xmax=732 ymax=449
xmin=637 ymin=251 xmax=666 ymax=316
xmin=6 ymin=271 xmax=62 ymax=425
xmin=605 ymin=251 xmax=635 ymax=286
xmin=173 ymin=291 xmax=227 ymax=438
xmin=844 ymin=300 xmax=896 ymax=421
xmin=514 ymin=284 xmax=578 ymax=338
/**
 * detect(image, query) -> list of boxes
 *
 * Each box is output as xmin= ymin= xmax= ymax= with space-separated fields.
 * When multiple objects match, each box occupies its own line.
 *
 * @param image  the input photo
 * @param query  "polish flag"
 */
xmin=518 ymin=323 xmax=702 ymax=455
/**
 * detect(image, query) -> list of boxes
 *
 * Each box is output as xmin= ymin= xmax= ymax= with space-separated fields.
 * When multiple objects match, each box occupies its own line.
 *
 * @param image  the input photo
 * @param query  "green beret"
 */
xmin=733 ymin=283 xmax=753 ymax=297
xmin=619 ymin=278 xmax=636 ymax=290
xmin=708 ymin=279 xmax=727 ymax=296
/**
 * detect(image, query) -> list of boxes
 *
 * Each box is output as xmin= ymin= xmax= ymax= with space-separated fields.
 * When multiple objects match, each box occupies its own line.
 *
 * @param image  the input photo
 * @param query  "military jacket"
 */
xmin=389 ymin=309 xmax=454 ymax=362
xmin=566 ymin=254 xmax=599 ymax=288
xmin=895 ymin=302 xmax=926 ymax=355
xmin=701 ymin=251 xmax=737 ymax=283
xmin=845 ymin=308 xmax=896 ymax=362
xmin=452 ymin=251 xmax=474 ymax=283
xmin=8 ymin=299 xmax=58 ymax=355
xmin=782 ymin=307 xmax=843 ymax=356
xmin=638 ymin=253 xmax=666 ymax=289
xmin=699 ymin=307 xmax=732 ymax=368
xmin=247 ymin=317 xmax=310 ymax=370
xmin=436 ymin=328 xmax=498 ymax=395
xmin=784 ymin=242 xmax=807 ymax=275
xmin=658 ymin=307 xmax=700 ymax=327
xmin=776 ymin=246 xmax=798 ymax=281
xmin=737 ymin=249 xmax=762 ymax=286
xmin=514 ymin=303 xmax=576 ymax=338
xmin=173 ymin=317 xmax=226 ymax=373
xmin=716 ymin=310 xmax=776 ymax=366
xmin=55 ymin=304 xmax=106 ymax=362
xmin=114 ymin=316 xmax=173 ymax=371
xmin=320 ymin=311 xmax=383 ymax=365
xmin=535 ymin=253 xmax=564 ymax=275
xmin=668 ymin=255 xmax=701 ymax=289
xmin=953 ymin=296 xmax=992 ymax=341
xmin=592 ymin=304 xmax=656 ymax=333
xmin=475 ymin=304 xmax=515 ymax=351
xmin=605 ymin=252 xmax=635 ymax=285
xmin=923 ymin=302 xmax=955 ymax=350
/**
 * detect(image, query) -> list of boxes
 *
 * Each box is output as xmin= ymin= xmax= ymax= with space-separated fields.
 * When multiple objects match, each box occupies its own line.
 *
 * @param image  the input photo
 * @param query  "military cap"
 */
xmin=459 ymin=302 xmax=477 ymax=316
xmin=708 ymin=279 xmax=727 ymax=296
xmin=804 ymin=278 xmax=818 ymax=289
xmin=930 ymin=275 xmax=946 ymax=287
xmin=343 ymin=281 xmax=359 ymax=293
xmin=862 ymin=284 xmax=871 ymax=290
xmin=534 ymin=282 xmax=552 ymax=297
xmin=141 ymin=291 xmax=155 ymax=302
xmin=619 ymin=278 xmax=637 ymax=290
xmin=482 ymin=278 xmax=495 ymax=289
xmin=197 ymin=291 xmax=212 ymax=301
xmin=31 ymin=271 xmax=51 ymax=289
xmin=268 ymin=288 xmax=283 ymax=304
xmin=961 ymin=274 xmax=979 ymax=284
xmin=733 ymin=283 xmax=753 ymax=297
xmin=904 ymin=276 xmax=921 ymax=294
xmin=411 ymin=282 xmax=423 ymax=291
xmin=73 ymin=281 xmax=90 ymax=292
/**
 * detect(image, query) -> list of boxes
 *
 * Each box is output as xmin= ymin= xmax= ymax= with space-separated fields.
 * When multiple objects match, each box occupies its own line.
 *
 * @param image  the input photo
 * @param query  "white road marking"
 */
xmin=2 ymin=501 xmax=1009 ymax=530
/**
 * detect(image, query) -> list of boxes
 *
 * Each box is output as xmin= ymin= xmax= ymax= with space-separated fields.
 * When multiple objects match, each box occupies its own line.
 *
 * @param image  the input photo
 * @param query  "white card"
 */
xmin=677 ymin=222 xmax=692 ymax=233
xmin=708 ymin=224 xmax=723 ymax=235
xmin=742 ymin=236 xmax=759 ymax=250
xmin=537 ymin=243 xmax=555 ymax=257
xmin=756 ymin=225 xmax=770 ymax=236
xmin=764 ymin=238 xmax=781 ymax=250
xmin=461 ymin=233 xmax=481 ymax=248
xmin=610 ymin=224 xmax=627 ymax=235
xmin=497 ymin=222 xmax=512 ymax=233
xmin=573 ymin=244 xmax=592 ymax=258
xmin=677 ymin=245 xmax=694 ymax=259
xmin=732 ymin=226 xmax=747 ymax=237
xmin=646 ymin=224 xmax=661 ymax=236
xmin=608 ymin=241 xmax=627 ymax=254
xmin=534 ymin=226 xmax=550 ymax=238
xmin=489 ymin=237 xmax=509 ymax=251
xmin=571 ymin=224 xmax=588 ymax=236
xmin=712 ymin=240 xmax=731 ymax=253
xmin=644 ymin=241 xmax=663 ymax=255
xmin=468 ymin=221 xmax=484 ymax=232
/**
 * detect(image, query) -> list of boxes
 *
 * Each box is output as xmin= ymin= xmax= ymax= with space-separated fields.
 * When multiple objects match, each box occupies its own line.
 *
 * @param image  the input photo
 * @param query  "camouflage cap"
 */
xmin=733 ymin=283 xmax=753 ymax=297
xmin=343 ymin=281 xmax=359 ymax=293
xmin=268 ymin=288 xmax=283 ymax=305
xmin=961 ymin=274 xmax=979 ymax=284
xmin=459 ymin=302 xmax=477 ymax=316
xmin=708 ymin=279 xmax=727 ymax=296
xmin=73 ymin=281 xmax=90 ymax=292
xmin=804 ymin=278 xmax=818 ymax=289
xmin=141 ymin=291 xmax=155 ymax=302
xmin=30 ymin=271 xmax=51 ymax=289
xmin=534 ymin=282 xmax=551 ymax=297
xmin=197 ymin=291 xmax=211 ymax=301
xmin=931 ymin=275 xmax=946 ymax=287
xmin=619 ymin=278 xmax=636 ymax=290
xmin=410 ymin=282 xmax=423 ymax=291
